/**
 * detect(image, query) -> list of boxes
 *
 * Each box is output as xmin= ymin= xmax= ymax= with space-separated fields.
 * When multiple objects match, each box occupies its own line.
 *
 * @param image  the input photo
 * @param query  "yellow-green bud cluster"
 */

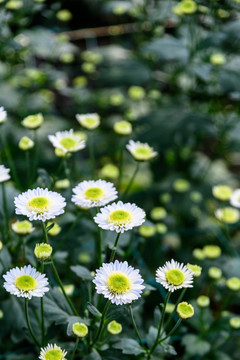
xmin=34 ymin=243 xmax=52 ymax=261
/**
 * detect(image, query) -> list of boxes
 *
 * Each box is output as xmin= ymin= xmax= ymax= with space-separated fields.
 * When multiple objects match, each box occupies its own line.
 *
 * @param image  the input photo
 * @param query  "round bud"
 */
xmin=177 ymin=302 xmax=194 ymax=319
xmin=197 ymin=295 xmax=210 ymax=308
xmin=22 ymin=113 xmax=44 ymax=129
xmin=226 ymin=277 xmax=240 ymax=291
xmin=107 ymin=320 xmax=122 ymax=335
xmin=72 ymin=322 xmax=88 ymax=337
xmin=113 ymin=121 xmax=132 ymax=135
xmin=187 ymin=264 xmax=202 ymax=278
xmin=12 ymin=220 xmax=35 ymax=235
xmin=203 ymin=245 xmax=221 ymax=259
xmin=208 ymin=267 xmax=222 ymax=280
xmin=19 ymin=136 xmax=34 ymax=151
xmin=34 ymin=243 xmax=52 ymax=261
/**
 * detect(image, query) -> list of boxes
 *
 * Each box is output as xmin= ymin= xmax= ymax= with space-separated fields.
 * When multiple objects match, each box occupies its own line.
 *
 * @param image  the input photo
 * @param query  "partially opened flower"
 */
xmin=3 ymin=265 xmax=49 ymax=299
xmin=76 ymin=113 xmax=100 ymax=130
xmin=39 ymin=344 xmax=67 ymax=360
xmin=72 ymin=179 xmax=118 ymax=208
xmin=230 ymin=189 xmax=240 ymax=208
xmin=0 ymin=165 xmax=10 ymax=183
xmin=94 ymin=201 xmax=145 ymax=233
xmin=93 ymin=260 xmax=145 ymax=305
xmin=156 ymin=259 xmax=194 ymax=292
xmin=0 ymin=107 xmax=7 ymax=124
xmin=14 ymin=187 xmax=66 ymax=222
xmin=12 ymin=220 xmax=35 ymax=235
xmin=126 ymin=140 xmax=157 ymax=161
xmin=48 ymin=129 xmax=86 ymax=154
xmin=22 ymin=113 xmax=44 ymax=129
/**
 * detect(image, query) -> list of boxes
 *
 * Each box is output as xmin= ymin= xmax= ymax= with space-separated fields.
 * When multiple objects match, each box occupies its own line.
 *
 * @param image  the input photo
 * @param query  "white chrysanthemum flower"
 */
xmin=94 ymin=201 xmax=146 ymax=233
xmin=126 ymin=140 xmax=158 ymax=161
xmin=230 ymin=189 xmax=240 ymax=208
xmin=39 ymin=344 xmax=67 ymax=360
xmin=14 ymin=187 xmax=66 ymax=222
xmin=76 ymin=113 xmax=100 ymax=130
xmin=71 ymin=179 xmax=118 ymax=208
xmin=0 ymin=165 xmax=10 ymax=183
xmin=3 ymin=265 xmax=49 ymax=299
xmin=0 ymin=107 xmax=7 ymax=124
xmin=156 ymin=259 xmax=194 ymax=292
xmin=93 ymin=260 xmax=145 ymax=305
xmin=48 ymin=129 xmax=86 ymax=153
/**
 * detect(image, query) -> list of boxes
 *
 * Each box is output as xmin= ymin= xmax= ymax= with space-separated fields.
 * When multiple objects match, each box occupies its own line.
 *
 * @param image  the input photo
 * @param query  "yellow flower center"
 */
xmin=60 ymin=137 xmax=78 ymax=150
xmin=15 ymin=275 xmax=37 ymax=291
xmin=84 ymin=117 xmax=97 ymax=126
xmin=45 ymin=349 xmax=63 ymax=360
xmin=28 ymin=196 xmax=50 ymax=213
xmin=108 ymin=210 xmax=132 ymax=225
xmin=84 ymin=187 xmax=104 ymax=201
xmin=166 ymin=269 xmax=185 ymax=286
xmin=134 ymin=146 xmax=152 ymax=160
xmin=107 ymin=272 xmax=131 ymax=294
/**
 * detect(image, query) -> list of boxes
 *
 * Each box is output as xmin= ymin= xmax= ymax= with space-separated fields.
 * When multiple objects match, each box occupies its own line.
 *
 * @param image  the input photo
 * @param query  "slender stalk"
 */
xmin=70 ymin=338 xmax=79 ymax=360
xmin=0 ymin=131 xmax=22 ymax=189
xmin=88 ymin=133 xmax=96 ymax=179
xmin=32 ymin=130 xmax=39 ymax=184
xmin=41 ymin=222 xmax=49 ymax=244
xmin=26 ymin=151 xmax=30 ymax=188
xmin=118 ymin=144 xmax=124 ymax=191
xmin=162 ymin=288 xmax=186 ymax=334
xmin=149 ymin=292 xmax=171 ymax=355
xmin=63 ymin=156 xmax=72 ymax=187
xmin=25 ymin=299 xmax=40 ymax=347
xmin=96 ymin=226 xmax=102 ymax=267
xmin=1 ymin=182 xmax=9 ymax=242
xmin=159 ymin=319 xmax=182 ymax=343
xmin=91 ymin=300 xmax=111 ymax=346
xmin=50 ymin=260 xmax=79 ymax=316
xmin=109 ymin=233 xmax=121 ymax=262
xmin=122 ymin=162 xmax=140 ymax=198
xmin=40 ymin=263 xmax=45 ymax=346
xmin=129 ymin=305 xmax=146 ymax=349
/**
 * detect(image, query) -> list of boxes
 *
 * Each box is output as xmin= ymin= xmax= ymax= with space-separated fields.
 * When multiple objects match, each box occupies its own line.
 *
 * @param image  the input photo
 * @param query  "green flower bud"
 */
xmin=128 ymin=86 xmax=145 ymax=100
xmin=55 ymin=179 xmax=71 ymax=190
xmin=139 ymin=225 xmax=156 ymax=238
xmin=73 ymin=76 xmax=87 ymax=88
xmin=177 ymin=302 xmax=194 ymax=319
xmin=56 ymin=9 xmax=72 ymax=22
xmin=156 ymin=223 xmax=167 ymax=234
xmin=0 ymin=310 xmax=3 ymax=319
xmin=18 ymin=136 xmax=34 ymax=151
xmin=0 ymin=241 xmax=3 ymax=252
xmin=229 ymin=317 xmax=240 ymax=329
xmin=165 ymin=303 xmax=175 ymax=313
xmin=208 ymin=267 xmax=222 ymax=280
xmin=72 ymin=322 xmax=88 ymax=337
xmin=12 ymin=220 xmax=35 ymax=235
xmin=47 ymin=222 xmax=61 ymax=237
xmin=150 ymin=207 xmax=167 ymax=221
xmin=193 ymin=248 xmax=206 ymax=260
xmin=197 ymin=295 xmax=210 ymax=308
xmin=113 ymin=121 xmax=132 ymax=135
xmin=107 ymin=320 xmax=122 ymax=335
xmin=5 ymin=0 xmax=23 ymax=10
xmin=179 ymin=0 xmax=197 ymax=14
xmin=81 ymin=62 xmax=96 ymax=74
xmin=173 ymin=179 xmax=190 ymax=192
xmin=60 ymin=53 xmax=74 ymax=63
xmin=34 ymin=243 xmax=52 ymax=261
xmin=187 ymin=264 xmax=202 ymax=277
xmin=203 ymin=245 xmax=221 ymax=259
xmin=210 ymin=54 xmax=226 ymax=66
xmin=215 ymin=207 xmax=239 ymax=224
xmin=212 ymin=185 xmax=233 ymax=201
xmin=226 ymin=277 xmax=240 ymax=291
xmin=22 ymin=113 xmax=44 ymax=130
xmin=99 ymin=164 xmax=119 ymax=179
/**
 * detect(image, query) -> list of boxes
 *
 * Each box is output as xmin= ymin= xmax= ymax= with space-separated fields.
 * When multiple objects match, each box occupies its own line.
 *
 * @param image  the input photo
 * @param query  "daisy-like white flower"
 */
xmin=39 ymin=344 xmax=67 ymax=360
xmin=3 ymin=265 xmax=49 ymax=299
xmin=48 ymin=129 xmax=86 ymax=154
xmin=0 ymin=106 xmax=7 ymax=124
xmin=76 ymin=113 xmax=100 ymax=130
xmin=93 ymin=260 xmax=145 ymax=305
xmin=156 ymin=259 xmax=194 ymax=292
xmin=14 ymin=187 xmax=66 ymax=222
xmin=126 ymin=140 xmax=158 ymax=161
xmin=71 ymin=179 xmax=118 ymax=208
xmin=94 ymin=201 xmax=145 ymax=233
xmin=0 ymin=165 xmax=10 ymax=183
xmin=230 ymin=189 xmax=240 ymax=208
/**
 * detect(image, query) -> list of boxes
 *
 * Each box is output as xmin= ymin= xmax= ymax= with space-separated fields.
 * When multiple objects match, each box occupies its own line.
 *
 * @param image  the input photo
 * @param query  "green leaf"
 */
xmin=71 ymin=265 xmax=93 ymax=281
xmin=87 ymin=302 xmax=102 ymax=319
xmin=113 ymin=339 xmax=145 ymax=355
xmin=66 ymin=316 xmax=89 ymax=336
xmin=83 ymin=349 xmax=101 ymax=360
xmin=182 ymin=334 xmax=211 ymax=356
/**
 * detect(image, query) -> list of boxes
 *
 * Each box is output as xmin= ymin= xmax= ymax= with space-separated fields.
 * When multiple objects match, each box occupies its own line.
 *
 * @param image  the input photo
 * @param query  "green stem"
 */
xmin=63 ymin=156 xmax=72 ymax=187
xmin=55 ymin=212 xmax=81 ymax=252
xmin=122 ymin=162 xmax=140 ymax=198
xmin=162 ymin=288 xmax=186 ymax=334
xmin=32 ymin=130 xmax=39 ymax=184
xmin=118 ymin=144 xmax=124 ymax=191
xmin=88 ymin=132 xmax=96 ymax=179
xmin=41 ymin=263 xmax=45 ymax=346
xmin=0 ymin=131 xmax=22 ymax=189
xmin=70 ymin=338 xmax=79 ymax=360
xmin=96 ymin=226 xmax=102 ymax=267
xmin=50 ymin=260 xmax=79 ymax=316
xmin=109 ymin=233 xmax=121 ymax=262
xmin=1 ymin=182 xmax=9 ymax=242
xmin=159 ymin=319 xmax=182 ymax=343
xmin=41 ymin=222 xmax=49 ymax=244
xmin=26 ymin=151 xmax=30 ymax=188
xmin=24 ymin=299 xmax=40 ymax=347
xmin=129 ymin=305 xmax=146 ymax=349
xmin=91 ymin=300 xmax=111 ymax=346
xmin=149 ymin=292 xmax=171 ymax=355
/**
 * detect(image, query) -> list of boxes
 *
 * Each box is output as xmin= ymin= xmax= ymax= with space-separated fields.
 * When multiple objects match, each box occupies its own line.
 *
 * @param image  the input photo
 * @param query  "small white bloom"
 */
xmin=230 ymin=189 xmax=240 ymax=208
xmin=94 ymin=201 xmax=145 ymax=233
xmin=14 ymin=187 xmax=66 ymax=222
xmin=3 ymin=265 xmax=49 ymax=299
xmin=71 ymin=179 xmax=118 ymax=208
xmin=156 ymin=259 xmax=194 ymax=292
xmin=48 ymin=129 xmax=86 ymax=153
xmin=126 ymin=140 xmax=158 ymax=161
xmin=0 ymin=165 xmax=10 ymax=183
xmin=93 ymin=260 xmax=145 ymax=305
xmin=39 ymin=344 xmax=67 ymax=360
xmin=0 ymin=107 xmax=7 ymax=124
xmin=76 ymin=113 xmax=100 ymax=130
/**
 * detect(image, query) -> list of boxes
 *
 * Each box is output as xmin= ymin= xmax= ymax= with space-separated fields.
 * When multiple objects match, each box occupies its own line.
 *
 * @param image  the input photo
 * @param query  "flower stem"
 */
xmin=109 ymin=233 xmax=121 ymax=262
xmin=41 ymin=222 xmax=49 ymax=244
xmin=162 ymin=288 xmax=186 ymax=334
xmin=91 ymin=300 xmax=111 ymax=346
xmin=122 ymin=162 xmax=140 ymax=198
xmin=88 ymin=132 xmax=96 ymax=179
xmin=24 ymin=299 xmax=40 ymax=348
xmin=1 ymin=182 xmax=9 ymax=242
xmin=129 ymin=305 xmax=146 ymax=349
xmin=40 ymin=263 xmax=45 ymax=346
xmin=32 ymin=130 xmax=39 ymax=184
xmin=118 ymin=143 xmax=124 ymax=191
xmin=70 ymin=338 xmax=79 ymax=360
xmin=149 ymin=291 xmax=171 ymax=356
xmin=159 ymin=318 xmax=182 ymax=343
xmin=96 ymin=226 xmax=102 ymax=267
xmin=50 ymin=260 xmax=79 ymax=316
